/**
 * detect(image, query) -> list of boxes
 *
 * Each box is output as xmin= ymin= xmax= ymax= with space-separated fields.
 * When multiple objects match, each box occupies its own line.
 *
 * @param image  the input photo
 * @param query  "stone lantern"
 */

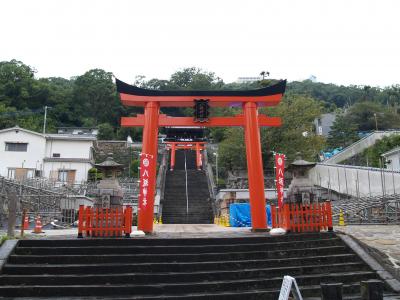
xmin=286 ymin=153 xmax=317 ymax=205
xmin=93 ymin=154 xmax=124 ymax=209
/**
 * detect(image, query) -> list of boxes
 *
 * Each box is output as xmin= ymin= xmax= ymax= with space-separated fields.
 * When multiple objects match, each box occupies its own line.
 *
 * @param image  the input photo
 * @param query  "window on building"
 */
xmin=7 ymin=169 xmax=15 ymax=179
xmin=52 ymin=153 xmax=61 ymax=158
xmin=58 ymin=169 xmax=76 ymax=184
xmin=27 ymin=169 xmax=35 ymax=179
xmin=58 ymin=170 xmax=68 ymax=182
xmin=5 ymin=142 xmax=28 ymax=152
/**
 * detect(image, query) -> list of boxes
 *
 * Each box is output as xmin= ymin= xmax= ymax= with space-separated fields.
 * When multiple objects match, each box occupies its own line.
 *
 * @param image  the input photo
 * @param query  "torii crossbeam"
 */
xmin=117 ymin=79 xmax=286 ymax=233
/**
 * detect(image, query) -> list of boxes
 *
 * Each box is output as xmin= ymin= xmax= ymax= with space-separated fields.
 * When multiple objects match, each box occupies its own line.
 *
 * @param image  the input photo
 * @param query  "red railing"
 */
xmin=270 ymin=202 xmax=333 ymax=232
xmin=77 ymin=205 xmax=133 ymax=238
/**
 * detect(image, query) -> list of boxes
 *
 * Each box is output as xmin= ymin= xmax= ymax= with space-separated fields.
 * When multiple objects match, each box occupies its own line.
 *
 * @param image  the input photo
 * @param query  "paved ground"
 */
xmin=1 ymin=224 xmax=259 ymax=239
xmin=336 ymin=225 xmax=400 ymax=275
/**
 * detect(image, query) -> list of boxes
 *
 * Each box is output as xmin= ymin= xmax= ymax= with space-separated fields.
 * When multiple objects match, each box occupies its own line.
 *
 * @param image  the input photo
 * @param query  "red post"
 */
xmin=170 ymin=143 xmax=176 ymax=171
xmin=196 ymin=142 xmax=201 ymax=170
xmin=78 ymin=205 xmax=84 ymax=238
xmin=138 ymin=101 xmax=160 ymax=234
xmin=125 ymin=206 xmax=132 ymax=237
xmin=243 ymin=102 xmax=267 ymax=231
xmin=326 ymin=200 xmax=333 ymax=231
xmin=271 ymin=205 xmax=276 ymax=228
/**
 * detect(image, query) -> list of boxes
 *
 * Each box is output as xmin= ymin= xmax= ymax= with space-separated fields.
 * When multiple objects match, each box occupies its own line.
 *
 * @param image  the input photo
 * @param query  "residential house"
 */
xmin=382 ymin=147 xmax=400 ymax=171
xmin=0 ymin=126 xmax=95 ymax=183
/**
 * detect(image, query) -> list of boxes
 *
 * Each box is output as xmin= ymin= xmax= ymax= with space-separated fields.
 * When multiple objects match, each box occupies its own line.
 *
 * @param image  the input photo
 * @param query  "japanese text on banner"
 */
xmin=138 ymin=153 xmax=154 ymax=212
xmin=275 ymin=153 xmax=285 ymax=209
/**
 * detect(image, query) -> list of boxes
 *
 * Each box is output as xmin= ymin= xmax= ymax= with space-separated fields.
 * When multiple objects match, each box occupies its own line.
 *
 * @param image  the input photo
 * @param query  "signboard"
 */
xmin=278 ymin=275 xmax=303 ymax=300
xmin=275 ymin=153 xmax=285 ymax=209
xmin=138 ymin=153 xmax=154 ymax=213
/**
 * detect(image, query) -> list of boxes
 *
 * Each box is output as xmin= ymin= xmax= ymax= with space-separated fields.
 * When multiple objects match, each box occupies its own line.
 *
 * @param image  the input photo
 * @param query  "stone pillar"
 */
xmin=321 ymin=283 xmax=343 ymax=300
xmin=361 ymin=280 xmax=383 ymax=300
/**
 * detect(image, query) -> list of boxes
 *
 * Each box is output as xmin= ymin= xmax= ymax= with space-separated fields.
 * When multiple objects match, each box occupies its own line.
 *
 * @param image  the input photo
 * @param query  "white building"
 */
xmin=382 ymin=147 xmax=400 ymax=171
xmin=236 ymin=76 xmax=262 ymax=83
xmin=314 ymin=113 xmax=336 ymax=137
xmin=0 ymin=126 xmax=95 ymax=183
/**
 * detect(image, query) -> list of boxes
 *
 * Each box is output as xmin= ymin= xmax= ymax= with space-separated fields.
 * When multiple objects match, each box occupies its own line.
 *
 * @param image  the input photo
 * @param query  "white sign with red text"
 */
xmin=275 ymin=153 xmax=285 ymax=209
xmin=138 ymin=153 xmax=154 ymax=212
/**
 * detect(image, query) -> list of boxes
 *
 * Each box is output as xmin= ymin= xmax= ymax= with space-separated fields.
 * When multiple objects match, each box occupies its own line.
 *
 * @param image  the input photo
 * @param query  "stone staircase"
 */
xmin=162 ymin=150 xmax=213 ymax=224
xmin=0 ymin=232 xmax=397 ymax=299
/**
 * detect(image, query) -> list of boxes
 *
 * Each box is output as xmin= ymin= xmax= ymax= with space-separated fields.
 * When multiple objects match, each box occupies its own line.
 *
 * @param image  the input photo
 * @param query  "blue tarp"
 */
xmin=229 ymin=203 xmax=271 ymax=227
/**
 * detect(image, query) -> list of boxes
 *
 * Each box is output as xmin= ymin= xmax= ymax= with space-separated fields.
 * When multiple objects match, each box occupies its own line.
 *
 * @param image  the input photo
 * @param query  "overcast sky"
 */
xmin=1 ymin=0 xmax=399 ymax=87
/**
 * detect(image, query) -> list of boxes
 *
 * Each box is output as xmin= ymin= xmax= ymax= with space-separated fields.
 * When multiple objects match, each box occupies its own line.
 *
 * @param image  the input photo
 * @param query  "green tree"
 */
xmin=97 ymin=123 xmax=114 ymax=140
xmin=346 ymin=101 xmax=400 ymax=131
xmin=169 ymin=67 xmax=223 ymax=90
xmin=327 ymin=113 xmax=359 ymax=149
xmin=0 ymin=103 xmax=17 ymax=129
xmin=261 ymin=94 xmax=326 ymax=164
xmin=219 ymin=128 xmax=246 ymax=171
xmin=73 ymin=69 xmax=121 ymax=125
xmin=0 ymin=59 xmax=37 ymax=109
xmin=218 ymin=94 xmax=326 ymax=171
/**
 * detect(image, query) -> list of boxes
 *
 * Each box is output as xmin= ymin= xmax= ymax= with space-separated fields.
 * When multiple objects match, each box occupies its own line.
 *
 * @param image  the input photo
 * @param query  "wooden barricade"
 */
xmin=77 ymin=205 xmax=133 ymax=238
xmin=270 ymin=202 xmax=333 ymax=232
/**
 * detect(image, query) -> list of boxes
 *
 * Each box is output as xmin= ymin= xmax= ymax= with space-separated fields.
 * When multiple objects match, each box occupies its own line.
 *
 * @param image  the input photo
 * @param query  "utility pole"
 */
xmin=374 ymin=113 xmax=378 ymax=131
xmin=43 ymin=106 xmax=50 ymax=134
xmin=213 ymin=152 xmax=218 ymax=186
xmin=7 ymin=186 xmax=17 ymax=238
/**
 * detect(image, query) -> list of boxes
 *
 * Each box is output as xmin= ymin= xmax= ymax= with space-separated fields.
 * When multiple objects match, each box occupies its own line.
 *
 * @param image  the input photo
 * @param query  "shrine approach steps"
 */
xmin=162 ymin=149 xmax=213 ymax=224
xmin=0 ymin=232 xmax=397 ymax=299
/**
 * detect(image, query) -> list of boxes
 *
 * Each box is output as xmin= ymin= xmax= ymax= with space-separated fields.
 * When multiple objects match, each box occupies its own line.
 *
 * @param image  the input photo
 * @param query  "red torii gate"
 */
xmin=117 ymin=79 xmax=286 ymax=233
xmin=165 ymin=141 xmax=206 ymax=170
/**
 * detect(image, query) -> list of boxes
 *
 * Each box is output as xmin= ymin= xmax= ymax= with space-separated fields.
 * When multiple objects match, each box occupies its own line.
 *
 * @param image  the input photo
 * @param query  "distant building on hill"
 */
xmin=382 ymin=147 xmax=400 ymax=171
xmin=314 ymin=113 xmax=336 ymax=137
xmin=57 ymin=127 xmax=98 ymax=136
xmin=236 ymin=76 xmax=262 ymax=83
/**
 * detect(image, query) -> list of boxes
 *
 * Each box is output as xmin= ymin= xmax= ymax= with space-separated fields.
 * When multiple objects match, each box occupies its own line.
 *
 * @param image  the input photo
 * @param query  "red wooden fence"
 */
xmin=270 ymin=202 xmax=333 ymax=232
xmin=77 ymin=205 xmax=133 ymax=238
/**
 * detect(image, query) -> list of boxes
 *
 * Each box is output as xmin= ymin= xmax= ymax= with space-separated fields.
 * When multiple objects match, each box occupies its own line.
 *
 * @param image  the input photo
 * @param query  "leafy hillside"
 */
xmin=1 ymin=59 xmax=400 ymax=171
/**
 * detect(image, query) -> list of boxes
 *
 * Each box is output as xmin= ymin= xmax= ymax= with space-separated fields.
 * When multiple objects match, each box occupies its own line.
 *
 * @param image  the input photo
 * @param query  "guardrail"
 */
xmin=270 ymin=202 xmax=333 ymax=232
xmin=77 ymin=205 xmax=132 ymax=238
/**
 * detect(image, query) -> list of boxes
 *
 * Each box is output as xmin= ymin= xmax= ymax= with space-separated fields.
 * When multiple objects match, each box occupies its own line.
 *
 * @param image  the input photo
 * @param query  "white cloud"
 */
xmin=1 ymin=0 xmax=399 ymax=86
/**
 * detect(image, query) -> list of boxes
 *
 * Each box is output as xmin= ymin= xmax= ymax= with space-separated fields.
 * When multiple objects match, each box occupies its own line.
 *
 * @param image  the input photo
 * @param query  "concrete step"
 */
xmin=0 ymin=272 xmax=377 ymax=298
xmin=1 ymin=232 xmax=392 ymax=298
xmin=13 ymin=238 xmax=344 ymax=255
xmin=0 ymin=263 xmax=369 ymax=285
xmin=7 ymin=253 xmax=360 ymax=268
xmin=6 ymin=246 xmax=350 ymax=267
xmin=15 ymin=238 xmax=342 ymax=255
xmin=17 ymin=233 xmax=338 ymax=247
xmin=0 ymin=284 xmax=366 ymax=299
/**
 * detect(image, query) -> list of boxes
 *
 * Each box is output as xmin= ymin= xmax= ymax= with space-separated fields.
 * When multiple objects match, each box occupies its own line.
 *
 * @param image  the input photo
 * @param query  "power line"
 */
xmin=0 ymin=108 xmax=44 ymax=117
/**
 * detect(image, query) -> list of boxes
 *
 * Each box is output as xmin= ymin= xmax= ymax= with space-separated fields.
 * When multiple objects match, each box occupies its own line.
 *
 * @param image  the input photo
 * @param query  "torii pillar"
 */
xmin=243 ymin=102 xmax=267 ymax=230
xmin=139 ymin=102 xmax=160 ymax=232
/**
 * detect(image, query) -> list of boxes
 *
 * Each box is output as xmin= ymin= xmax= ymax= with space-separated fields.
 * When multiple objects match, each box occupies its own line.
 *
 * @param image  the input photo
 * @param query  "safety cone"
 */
xmin=23 ymin=215 xmax=29 ymax=230
xmin=338 ymin=209 xmax=346 ymax=226
xmin=33 ymin=216 xmax=43 ymax=233
xmin=225 ymin=215 xmax=230 ymax=227
xmin=223 ymin=215 xmax=228 ymax=227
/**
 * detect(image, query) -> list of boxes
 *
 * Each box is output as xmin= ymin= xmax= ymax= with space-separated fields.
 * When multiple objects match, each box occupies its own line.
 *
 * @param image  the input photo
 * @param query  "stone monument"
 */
xmin=93 ymin=154 xmax=124 ymax=209
xmin=286 ymin=153 xmax=317 ymax=204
